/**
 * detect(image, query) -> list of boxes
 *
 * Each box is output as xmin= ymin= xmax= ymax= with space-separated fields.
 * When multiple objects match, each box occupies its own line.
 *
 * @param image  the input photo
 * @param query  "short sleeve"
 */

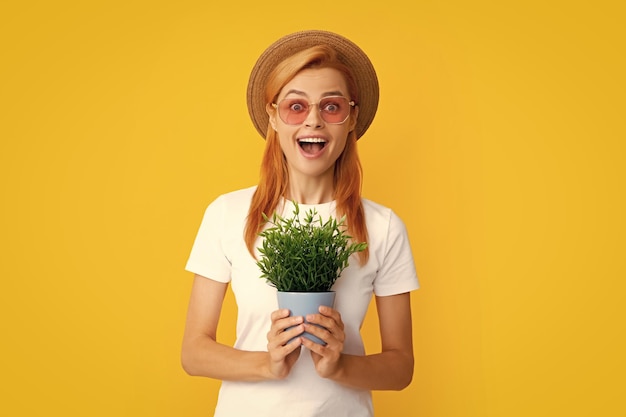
xmin=373 ymin=211 xmax=419 ymax=296
xmin=185 ymin=195 xmax=232 ymax=282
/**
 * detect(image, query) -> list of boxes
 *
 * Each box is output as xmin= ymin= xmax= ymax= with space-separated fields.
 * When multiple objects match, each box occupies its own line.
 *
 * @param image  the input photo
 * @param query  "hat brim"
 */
xmin=247 ymin=30 xmax=379 ymax=140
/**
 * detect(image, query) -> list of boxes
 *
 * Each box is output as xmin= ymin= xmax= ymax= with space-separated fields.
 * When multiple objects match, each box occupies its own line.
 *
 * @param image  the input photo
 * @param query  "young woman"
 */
xmin=182 ymin=30 xmax=419 ymax=416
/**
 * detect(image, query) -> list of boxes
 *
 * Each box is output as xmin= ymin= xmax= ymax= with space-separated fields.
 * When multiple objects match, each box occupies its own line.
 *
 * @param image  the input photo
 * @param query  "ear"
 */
xmin=348 ymin=105 xmax=359 ymax=132
xmin=266 ymin=103 xmax=277 ymax=131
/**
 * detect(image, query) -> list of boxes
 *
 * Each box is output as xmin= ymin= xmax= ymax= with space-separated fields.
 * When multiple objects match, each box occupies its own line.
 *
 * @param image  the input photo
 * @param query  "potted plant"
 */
xmin=257 ymin=203 xmax=367 ymax=344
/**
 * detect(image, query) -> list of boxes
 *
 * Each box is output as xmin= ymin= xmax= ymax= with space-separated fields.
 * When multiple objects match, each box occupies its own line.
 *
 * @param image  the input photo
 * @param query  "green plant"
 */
xmin=257 ymin=203 xmax=367 ymax=292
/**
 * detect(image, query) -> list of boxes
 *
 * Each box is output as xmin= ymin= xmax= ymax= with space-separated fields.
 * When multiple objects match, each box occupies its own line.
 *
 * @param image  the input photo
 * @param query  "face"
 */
xmin=268 ymin=67 xmax=358 ymax=181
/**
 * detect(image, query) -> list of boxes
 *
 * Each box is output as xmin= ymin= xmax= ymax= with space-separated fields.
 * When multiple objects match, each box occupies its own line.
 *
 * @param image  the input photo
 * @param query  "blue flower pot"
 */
xmin=277 ymin=291 xmax=336 ymax=345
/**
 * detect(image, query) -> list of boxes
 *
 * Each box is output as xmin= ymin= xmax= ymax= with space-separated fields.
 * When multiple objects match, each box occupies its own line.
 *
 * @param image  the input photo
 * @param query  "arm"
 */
xmin=181 ymin=274 xmax=304 ymax=381
xmin=303 ymin=292 xmax=414 ymax=390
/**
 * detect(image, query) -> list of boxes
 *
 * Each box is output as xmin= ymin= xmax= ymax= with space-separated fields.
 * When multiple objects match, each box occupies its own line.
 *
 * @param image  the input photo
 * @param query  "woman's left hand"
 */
xmin=301 ymin=305 xmax=345 ymax=379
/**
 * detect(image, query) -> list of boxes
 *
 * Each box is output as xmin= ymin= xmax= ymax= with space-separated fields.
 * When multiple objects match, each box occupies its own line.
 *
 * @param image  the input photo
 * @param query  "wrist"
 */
xmin=260 ymin=351 xmax=279 ymax=380
xmin=324 ymin=353 xmax=347 ymax=382
xmin=262 ymin=351 xmax=291 ymax=381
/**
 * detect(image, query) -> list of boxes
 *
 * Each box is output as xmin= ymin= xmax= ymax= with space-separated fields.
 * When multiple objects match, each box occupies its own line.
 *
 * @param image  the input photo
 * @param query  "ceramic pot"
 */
xmin=277 ymin=291 xmax=336 ymax=345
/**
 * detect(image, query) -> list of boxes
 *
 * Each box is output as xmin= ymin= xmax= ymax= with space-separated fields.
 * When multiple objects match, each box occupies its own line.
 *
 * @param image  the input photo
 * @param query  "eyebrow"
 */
xmin=283 ymin=89 xmax=347 ymax=98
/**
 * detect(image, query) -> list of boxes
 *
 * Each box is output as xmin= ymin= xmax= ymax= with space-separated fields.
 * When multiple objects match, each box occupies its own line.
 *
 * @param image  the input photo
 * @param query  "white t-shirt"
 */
xmin=186 ymin=186 xmax=419 ymax=417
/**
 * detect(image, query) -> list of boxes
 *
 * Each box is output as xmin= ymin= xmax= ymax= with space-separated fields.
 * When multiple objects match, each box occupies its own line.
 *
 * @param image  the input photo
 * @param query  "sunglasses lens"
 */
xmin=319 ymin=97 xmax=350 ymax=123
xmin=277 ymin=97 xmax=351 ymax=125
xmin=278 ymin=99 xmax=309 ymax=124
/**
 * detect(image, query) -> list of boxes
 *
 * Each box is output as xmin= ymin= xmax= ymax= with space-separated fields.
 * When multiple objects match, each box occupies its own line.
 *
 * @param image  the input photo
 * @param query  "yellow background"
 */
xmin=1 ymin=1 xmax=624 ymax=416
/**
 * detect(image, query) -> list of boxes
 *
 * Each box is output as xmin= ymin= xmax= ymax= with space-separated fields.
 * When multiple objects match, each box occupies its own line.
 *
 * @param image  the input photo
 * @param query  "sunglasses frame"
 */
xmin=272 ymin=96 xmax=356 ymax=125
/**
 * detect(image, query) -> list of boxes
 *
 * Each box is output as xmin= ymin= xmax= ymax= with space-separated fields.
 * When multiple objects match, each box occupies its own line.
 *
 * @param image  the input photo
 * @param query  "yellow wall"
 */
xmin=1 ymin=1 xmax=624 ymax=416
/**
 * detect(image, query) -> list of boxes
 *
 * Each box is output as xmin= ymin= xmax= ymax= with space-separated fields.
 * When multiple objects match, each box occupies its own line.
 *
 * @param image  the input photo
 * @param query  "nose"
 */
xmin=304 ymin=103 xmax=324 ymax=128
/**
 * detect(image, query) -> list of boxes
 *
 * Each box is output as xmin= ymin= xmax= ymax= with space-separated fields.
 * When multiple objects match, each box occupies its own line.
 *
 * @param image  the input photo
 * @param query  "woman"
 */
xmin=182 ymin=30 xmax=419 ymax=416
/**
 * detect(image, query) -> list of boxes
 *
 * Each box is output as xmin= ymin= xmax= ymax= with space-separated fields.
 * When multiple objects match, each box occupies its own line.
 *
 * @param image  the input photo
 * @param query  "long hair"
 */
xmin=244 ymin=45 xmax=369 ymax=264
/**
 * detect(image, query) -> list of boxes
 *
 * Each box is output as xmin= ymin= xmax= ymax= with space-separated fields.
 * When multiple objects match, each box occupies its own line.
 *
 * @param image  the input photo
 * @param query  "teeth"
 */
xmin=298 ymin=138 xmax=326 ymax=143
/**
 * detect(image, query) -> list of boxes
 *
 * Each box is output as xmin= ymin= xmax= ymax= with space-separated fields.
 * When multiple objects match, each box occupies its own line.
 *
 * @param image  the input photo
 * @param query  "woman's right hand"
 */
xmin=266 ymin=309 xmax=304 ymax=379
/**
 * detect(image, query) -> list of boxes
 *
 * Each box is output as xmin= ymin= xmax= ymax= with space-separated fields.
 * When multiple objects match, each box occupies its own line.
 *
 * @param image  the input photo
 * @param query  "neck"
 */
xmin=285 ymin=172 xmax=334 ymax=205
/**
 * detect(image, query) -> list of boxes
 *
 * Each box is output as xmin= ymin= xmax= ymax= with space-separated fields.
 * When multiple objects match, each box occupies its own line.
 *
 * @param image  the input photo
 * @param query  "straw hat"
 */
xmin=246 ymin=30 xmax=379 ymax=140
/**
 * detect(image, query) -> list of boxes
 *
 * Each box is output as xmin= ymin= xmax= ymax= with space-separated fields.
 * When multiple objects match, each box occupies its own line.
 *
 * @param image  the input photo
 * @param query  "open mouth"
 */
xmin=298 ymin=138 xmax=327 ymax=154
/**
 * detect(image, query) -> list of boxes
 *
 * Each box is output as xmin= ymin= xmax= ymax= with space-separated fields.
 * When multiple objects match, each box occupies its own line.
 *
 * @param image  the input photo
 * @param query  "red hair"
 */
xmin=244 ymin=45 xmax=369 ymax=263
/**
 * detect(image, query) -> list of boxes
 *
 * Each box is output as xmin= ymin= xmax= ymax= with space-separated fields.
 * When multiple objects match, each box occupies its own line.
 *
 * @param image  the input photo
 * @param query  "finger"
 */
xmin=268 ymin=322 xmax=305 ymax=347
xmin=279 ymin=324 xmax=306 ymax=345
xmin=318 ymin=306 xmax=344 ymax=329
xmin=301 ymin=334 xmax=326 ymax=353
xmin=269 ymin=315 xmax=304 ymax=338
xmin=307 ymin=306 xmax=343 ymax=329
xmin=278 ymin=335 xmax=303 ymax=354
xmin=268 ymin=338 xmax=300 ymax=354
xmin=305 ymin=314 xmax=342 ymax=339
xmin=303 ymin=323 xmax=336 ymax=345
xmin=306 ymin=319 xmax=346 ymax=344
xmin=300 ymin=334 xmax=340 ymax=359
xmin=270 ymin=308 xmax=291 ymax=321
